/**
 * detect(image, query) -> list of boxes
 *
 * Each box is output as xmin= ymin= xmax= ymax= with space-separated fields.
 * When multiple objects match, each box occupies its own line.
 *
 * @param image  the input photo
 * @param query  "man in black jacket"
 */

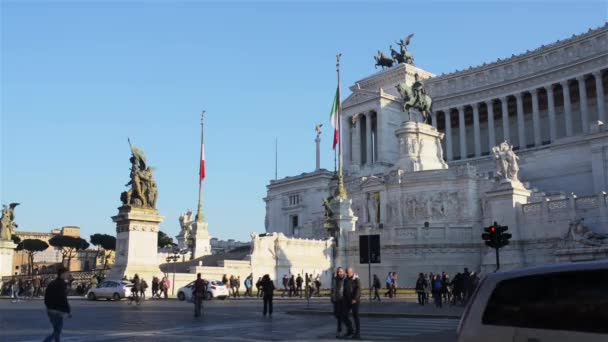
xmin=331 ymin=267 xmax=352 ymax=338
xmin=344 ymin=267 xmax=361 ymax=339
xmin=43 ymin=268 xmax=71 ymax=342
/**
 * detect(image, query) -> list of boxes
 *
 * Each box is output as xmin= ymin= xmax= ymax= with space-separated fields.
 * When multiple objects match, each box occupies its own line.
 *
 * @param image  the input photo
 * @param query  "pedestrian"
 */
xmin=43 ymin=268 xmax=71 ymax=342
xmin=384 ymin=272 xmax=393 ymax=298
xmin=372 ymin=274 xmax=381 ymax=301
xmin=33 ymin=276 xmax=41 ymax=297
xmin=227 ymin=275 xmax=234 ymax=298
xmin=441 ymin=272 xmax=450 ymax=304
xmin=432 ymin=274 xmax=443 ymax=308
xmin=159 ymin=277 xmax=166 ymax=299
xmin=131 ymin=274 xmax=141 ymax=305
xmin=415 ymin=273 xmax=428 ymax=306
xmin=288 ymin=275 xmax=295 ymax=297
xmin=140 ymin=279 xmax=148 ymax=300
xmin=305 ymin=273 xmax=310 ymax=298
xmin=296 ymin=274 xmax=303 ymax=298
xmin=164 ymin=277 xmax=171 ymax=299
xmin=235 ymin=276 xmax=241 ymax=298
xmin=261 ymin=274 xmax=275 ymax=317
xmin=450 ymin=272 xmax=463 ymax=305
xmin=426 ymin=272 xmax=434 ymax=304
xmin=256 ymin=277 xmax=263 ymax=297
xmin=193 ymin=273 xmax=206 ymax=317
xmin=244 ymin=275 xmax=253 ymax=297
xmin=331 ymin=267 xmax=351 ymax=338
xmin=10 ymin=277 xmax=20 ymax=302
xmin=462 ymin=268 xmax=472 ymax=302
xmin=391 ymin=272 xmax=398 ymax=298
xmin=314 ymin=275 xmax=321 ymax=296
xmin=344 ymin=268 xmax=360 ymax=339
xmin=281 ymin=274 xmax=289 ymax=297
xmin=152 ymin=276 xmax=159 ymax=298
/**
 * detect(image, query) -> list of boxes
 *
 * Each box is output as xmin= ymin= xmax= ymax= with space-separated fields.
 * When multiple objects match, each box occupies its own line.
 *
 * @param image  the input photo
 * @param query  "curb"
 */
xmin=285 ymin=309 xmax=461 ymax=320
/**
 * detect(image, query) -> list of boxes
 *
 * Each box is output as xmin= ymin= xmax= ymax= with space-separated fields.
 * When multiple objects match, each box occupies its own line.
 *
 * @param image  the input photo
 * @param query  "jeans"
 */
xmin=417 ymin=292 xmax=425 ymax=305
xmin=43 ymin=311 xmax=64 ymax=342
xmin=373 ymin=288 xmax=380 ymax=301
xmin=349 ymin=302 xmax=360 ymax=334
xmin=263 ymin=295 xmax=273 ymax=316
xmin=11 ymin=286 xmax=19 ymax=300
xmin=194 ymin=295 xmax=203 ymax=317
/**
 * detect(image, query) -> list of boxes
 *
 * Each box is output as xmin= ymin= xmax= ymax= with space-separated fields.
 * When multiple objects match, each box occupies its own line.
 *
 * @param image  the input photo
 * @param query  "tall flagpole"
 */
xmin=196 ymin=111 xmax=205 ymax=222
xmin=336 ymin=53 xmax=347 ymax=199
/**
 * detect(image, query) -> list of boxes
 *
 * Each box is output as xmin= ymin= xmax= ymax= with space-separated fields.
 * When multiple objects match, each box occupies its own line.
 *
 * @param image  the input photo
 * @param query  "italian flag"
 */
xmin=330 ymin=87 xmax=340 ymax=150
xmin=199 ymin=142 xmax=206 ymax=183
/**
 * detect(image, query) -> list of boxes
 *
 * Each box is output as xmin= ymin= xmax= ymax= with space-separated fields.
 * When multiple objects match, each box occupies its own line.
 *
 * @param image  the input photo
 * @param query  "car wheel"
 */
xmin=87 ymin=292 xmax=96 ymax=301
xmin=178 ymin=292 xmax=185 ymax=301
xmin=205 ymin=292 xmax=212 ymax=300
xmin=113 ymin=293 xmax=121 ymax=301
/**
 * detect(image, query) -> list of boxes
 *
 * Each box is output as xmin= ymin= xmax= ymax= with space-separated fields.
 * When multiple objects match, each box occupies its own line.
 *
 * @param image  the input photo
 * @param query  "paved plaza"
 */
xmin=0 ymin=298 xmax=459 ymax=341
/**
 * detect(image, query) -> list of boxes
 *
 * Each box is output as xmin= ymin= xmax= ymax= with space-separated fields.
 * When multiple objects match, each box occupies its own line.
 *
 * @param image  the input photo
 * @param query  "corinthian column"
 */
xmin=561 ymin=80 xmax=573 ymax=137
xmin=486 ymin=100 xmax=496 ymax=149
xmin=594 ymin=70 xmax=605 ymax=124
xmin=515 ymin=93 xmax=526 ymax=149
xmin=445 ymin=110 xmax=453 ymax=161
xmin=577 ymin=75 xmax=589 ymax=134
xmin=501 ymin=96 xmax=510 ymax=143
xmin=473 ymin=103 xmax=481 ymax=157
xmin=531 ymin=89 xmax=541 ymax=146
xmin=546 ymin=84 xmax=557 ymax=142
xmin=458 ymin=106 xmax=467 ymax=159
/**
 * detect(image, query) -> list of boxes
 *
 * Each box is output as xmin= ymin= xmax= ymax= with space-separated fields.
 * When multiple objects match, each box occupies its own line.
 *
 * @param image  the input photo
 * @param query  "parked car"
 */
xmin=86 ymin=280 xmax=132 ymax=301
xmin=177 ymin=280 xmax=229 ymax=301
xmin=457 ymin=260 xmax=608 ymax=342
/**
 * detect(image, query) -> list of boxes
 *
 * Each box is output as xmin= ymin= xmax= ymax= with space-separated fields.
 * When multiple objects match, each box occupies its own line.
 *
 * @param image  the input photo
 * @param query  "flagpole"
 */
xmin=336 ymin=53 xmax=347 ymax=199
xmin=196 ymin=111 xmax=205 ymax=222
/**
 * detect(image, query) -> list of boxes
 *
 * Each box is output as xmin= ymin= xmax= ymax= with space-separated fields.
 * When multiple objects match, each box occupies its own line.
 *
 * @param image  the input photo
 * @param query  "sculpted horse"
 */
xmin=374 ymin=50 xmax=394 ymax=69
xmin=396 ymin=82 xmax=433 ymax=122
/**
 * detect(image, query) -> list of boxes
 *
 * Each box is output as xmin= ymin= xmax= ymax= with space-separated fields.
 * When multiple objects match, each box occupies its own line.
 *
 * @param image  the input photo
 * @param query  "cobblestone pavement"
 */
xmin=0 ymin=298 xmax=458 ymax=341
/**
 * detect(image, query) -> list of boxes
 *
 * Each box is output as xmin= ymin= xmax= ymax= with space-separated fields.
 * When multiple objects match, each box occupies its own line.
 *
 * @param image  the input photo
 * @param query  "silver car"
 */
xmin=86 ymin=280 xmax=132 ymax=301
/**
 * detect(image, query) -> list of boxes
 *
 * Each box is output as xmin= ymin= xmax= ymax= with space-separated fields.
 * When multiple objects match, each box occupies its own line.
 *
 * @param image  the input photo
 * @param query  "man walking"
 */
xmin=415 ymin=273 xmax=428 ymax=306
xmin=43 ymin=268 xmax=71 ymax=342
xmin=244 ymin=275 xmax=253 ymax=297
xmin=261 ymin=274 xmax=275 ymax=317
xmin=193 ymin=273 xmax=206 ymax=317
xmin=331 ymin=267 xmax=351 ymax=338
xmin=372 ymin=274 xmax=381 ymax=301
xmin=384 ymin=272 xmax=393 ymax=298
xmin=296 ymin=274 xmax=303 ymax=298
xmin=344 ymin=268 xmax=361 ymax=339
xmin=281 ymin=274 xmax=288 ymax=297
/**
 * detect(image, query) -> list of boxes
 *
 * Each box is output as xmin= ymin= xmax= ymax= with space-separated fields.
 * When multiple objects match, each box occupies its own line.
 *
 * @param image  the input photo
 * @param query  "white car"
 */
xmin=177 ymin=280 xmax=229 ymax=301
xmin=86 ymin=280 xmax=133 ymax=301
xmin=457 ymin=260 xmax=608 ymax=342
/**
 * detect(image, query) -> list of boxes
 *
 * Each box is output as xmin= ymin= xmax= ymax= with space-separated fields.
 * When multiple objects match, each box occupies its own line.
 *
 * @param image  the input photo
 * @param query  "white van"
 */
xmin=457 ymin=260 xmax=608 ymax=342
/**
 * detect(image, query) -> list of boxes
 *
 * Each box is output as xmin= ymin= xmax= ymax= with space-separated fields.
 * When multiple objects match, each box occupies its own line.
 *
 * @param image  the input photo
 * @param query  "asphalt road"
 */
xmin=0 ymin=298 xmax=458 ymax=341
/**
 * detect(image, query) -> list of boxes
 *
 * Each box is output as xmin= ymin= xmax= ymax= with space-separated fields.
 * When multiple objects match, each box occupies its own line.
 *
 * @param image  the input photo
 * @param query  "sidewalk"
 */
xmin=286 ymin=298 xmax=464 ymax=319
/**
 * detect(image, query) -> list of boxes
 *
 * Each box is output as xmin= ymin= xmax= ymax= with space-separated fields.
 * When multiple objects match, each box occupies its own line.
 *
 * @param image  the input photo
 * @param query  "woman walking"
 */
xmin=260 ymin=274 xmax=275 ymax=317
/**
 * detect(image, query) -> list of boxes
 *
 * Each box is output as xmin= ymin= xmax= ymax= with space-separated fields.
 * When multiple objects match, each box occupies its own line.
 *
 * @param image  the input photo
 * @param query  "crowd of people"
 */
xmin=415 ymin=268 xmax=481 ymax=308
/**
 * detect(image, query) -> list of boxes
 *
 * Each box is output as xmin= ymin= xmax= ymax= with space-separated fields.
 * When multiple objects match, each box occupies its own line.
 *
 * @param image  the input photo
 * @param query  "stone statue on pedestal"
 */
xmin=492 ymin=142 xmax=520 ymax=183
xmin=564 ymin=218 xmax=608 ymax=247
xmin=0 ymin=203 xmax=19 ymax=241
xmin=396 ymin=73 xmax=433 ymax=122
xmin=120 ymin=142 xmax=158 ymax=209
xmin=392 ymin=33 xmax=415 ymax=65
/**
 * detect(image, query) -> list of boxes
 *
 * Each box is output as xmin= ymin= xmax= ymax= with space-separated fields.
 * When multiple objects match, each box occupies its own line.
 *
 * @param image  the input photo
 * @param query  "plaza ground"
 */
xmin=0 ymin=297 xmax=461 ymax=341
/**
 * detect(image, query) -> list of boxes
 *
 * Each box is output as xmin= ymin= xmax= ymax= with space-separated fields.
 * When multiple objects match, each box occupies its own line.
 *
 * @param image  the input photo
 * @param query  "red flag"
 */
xmin=199 ymin=142 xmax=205 ymax=183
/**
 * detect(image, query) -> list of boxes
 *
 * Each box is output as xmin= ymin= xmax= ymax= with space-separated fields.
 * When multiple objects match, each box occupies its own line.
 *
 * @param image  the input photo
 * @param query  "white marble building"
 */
xmin=265 ymin=25 xmax=608 ymax=286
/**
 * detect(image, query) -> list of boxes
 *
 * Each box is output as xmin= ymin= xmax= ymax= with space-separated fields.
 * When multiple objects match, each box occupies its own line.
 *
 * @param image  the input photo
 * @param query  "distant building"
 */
xmin=210 ymin=238 xmax=250 ymax=255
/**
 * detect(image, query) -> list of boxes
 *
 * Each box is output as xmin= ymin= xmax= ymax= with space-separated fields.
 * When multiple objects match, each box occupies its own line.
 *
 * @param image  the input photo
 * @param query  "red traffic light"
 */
xmin=490 ymin=226 xmax=496 ymax=233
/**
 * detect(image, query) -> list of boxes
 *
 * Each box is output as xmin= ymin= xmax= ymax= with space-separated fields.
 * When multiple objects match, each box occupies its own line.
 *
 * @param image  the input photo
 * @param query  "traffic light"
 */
xmin=482 ymin=222 xmax=511 ymax=271
xmin=481 ymin=225 xmax=499 ymax=248
xmin=495 ymin=225 xmax=511 ymax=247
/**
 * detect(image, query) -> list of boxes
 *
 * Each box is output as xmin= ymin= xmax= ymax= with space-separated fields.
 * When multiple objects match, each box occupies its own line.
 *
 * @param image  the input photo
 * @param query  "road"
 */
xmin=0 ymin=298 xmax=458 ymax=341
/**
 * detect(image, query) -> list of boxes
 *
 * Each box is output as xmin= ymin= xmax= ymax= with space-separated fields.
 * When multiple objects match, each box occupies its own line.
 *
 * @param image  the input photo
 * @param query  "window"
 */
xmin=290 ymin=215 xmax=299 ymax=234
xmin=482 ymin=269 xmax=608 ymax=334
xmin=288 ymin=194 xmax=301 ymax=206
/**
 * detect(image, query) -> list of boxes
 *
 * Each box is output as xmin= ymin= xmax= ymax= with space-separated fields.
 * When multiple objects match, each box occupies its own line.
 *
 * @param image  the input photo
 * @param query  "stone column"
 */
xmin=473 ymin=103 xmax=481 ymax=157
xmin=501 ymin=96 xmax=510 ymax=143
xmin=515 ymin=93 xmax=526 ymax=149
xmin=561 ymin=80 xmax=573 ymax=136
xmin=546 ymin=84 xmax=557 ymax=142
xmin=315 ymin=135 xmax=321 ymax=171
xmin=431 ymin=111 xmax=437 ymax=128
xmin=578 ymin=75 xmax=589 ymax=134
xmin=531 ymin=89 xmax=541 ymax=146
xmin=366 ymin=112 xmax=373 ymax=165
xmin=445 ymin=110 xmax=453 ymax=161
xmin=594 ymin=70 xmax=606 ymax=124
xmin=352 ymin=116 xmax=361 ymax=168
xmin=458 ymin=106 xmax=467 ymax=159
xmin=486 ymin=100 xmax=496 ymax=149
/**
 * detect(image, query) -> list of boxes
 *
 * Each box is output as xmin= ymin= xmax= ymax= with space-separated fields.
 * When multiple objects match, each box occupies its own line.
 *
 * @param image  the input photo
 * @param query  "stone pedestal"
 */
xmin=192 ymin=220 xmax=211 ymax=259
xmin=330 ymin=197 xmax=358 ymax=268
xmin=393 ymin=120 xmax=448 ymax=172
xmin=484 ymin=181 xmax=531 ymax=239
xmin=0 ymin=240 xmax=16 ymax=277
xmin=108 ymin=206 xmax=164 ymax=281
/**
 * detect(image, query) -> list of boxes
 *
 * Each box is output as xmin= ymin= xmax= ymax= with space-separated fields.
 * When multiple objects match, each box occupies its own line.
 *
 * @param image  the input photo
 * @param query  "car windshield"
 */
xmin=211 ymin=281 xmax=224 ymax=286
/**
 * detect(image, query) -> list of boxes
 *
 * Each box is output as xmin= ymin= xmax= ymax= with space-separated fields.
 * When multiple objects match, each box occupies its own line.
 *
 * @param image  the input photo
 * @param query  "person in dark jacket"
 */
xmin=193 ymin=273 xmax=206 ymax=317
xmin=43 ymin=268 xmax=71 ymax=342
xmin=260 ymin=274 xmax=275 ymax=317
xmin=415 ymin=273 xmax=428 ymax=306
xmin=331 ymin=267 xmax=350 ymax=338
xmin=344 ymin=267 xmax=361 ymax=339
xmin=372 ymin=274 xmax=381 ymax=301
xmin=432 ymin=275 xmax=443 ymax=308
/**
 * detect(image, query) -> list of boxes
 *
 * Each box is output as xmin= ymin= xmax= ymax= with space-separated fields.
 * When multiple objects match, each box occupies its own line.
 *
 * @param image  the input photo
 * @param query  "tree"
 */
xmin=16 ymin=239 xmax=49 ymax=275
xmin=11 ymin=235 xmax=21 ymax=245
xmin=158 ymin=231 xmax=175 ymax=249
xmin=90 ymin=234 xmax=116 ymax=270
xmin=48 ymin=235 xmax=90 ymax=271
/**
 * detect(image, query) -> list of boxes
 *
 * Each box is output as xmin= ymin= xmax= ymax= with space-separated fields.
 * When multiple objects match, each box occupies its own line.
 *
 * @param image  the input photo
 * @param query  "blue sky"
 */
xmin=1 ymin=1 xmax=606 ymax=242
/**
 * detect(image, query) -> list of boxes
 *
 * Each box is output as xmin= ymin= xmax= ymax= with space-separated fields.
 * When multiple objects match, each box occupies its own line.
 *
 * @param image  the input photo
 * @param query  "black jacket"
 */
xmin=44 ymin=278 xmax=70 ymax=314
xmin=344 ymin=276 xmax=361 ymax=303
xmin=261 ymin=279 xmax=275 ymax=298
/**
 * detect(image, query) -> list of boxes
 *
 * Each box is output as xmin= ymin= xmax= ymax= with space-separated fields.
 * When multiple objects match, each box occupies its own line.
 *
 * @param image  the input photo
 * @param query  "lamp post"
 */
xmin=166 ymin=251 xmax=180 ymax=297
